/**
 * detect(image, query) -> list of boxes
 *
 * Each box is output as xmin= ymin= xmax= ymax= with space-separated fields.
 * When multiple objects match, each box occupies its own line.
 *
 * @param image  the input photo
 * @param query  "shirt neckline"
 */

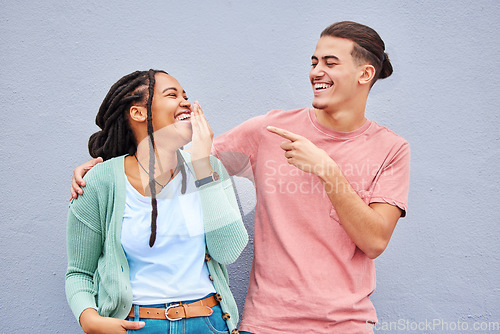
xmin=307 ymin=108 xmax=372 ymax=140
xmin=125 ymin=170 xmax=183 ymax=203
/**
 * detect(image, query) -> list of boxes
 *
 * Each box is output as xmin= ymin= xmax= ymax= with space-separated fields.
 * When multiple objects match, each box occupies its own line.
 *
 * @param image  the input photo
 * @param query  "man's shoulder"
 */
xmin=368 ymin=121 xmax=409 ymax=146
xmin=264 ymin=107 xmax=310 ymax=120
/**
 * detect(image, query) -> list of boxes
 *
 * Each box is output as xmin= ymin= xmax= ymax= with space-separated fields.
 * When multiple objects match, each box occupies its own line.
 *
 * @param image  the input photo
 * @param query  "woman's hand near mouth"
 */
xmin=190 ymin=101 xmax=214 ymax=180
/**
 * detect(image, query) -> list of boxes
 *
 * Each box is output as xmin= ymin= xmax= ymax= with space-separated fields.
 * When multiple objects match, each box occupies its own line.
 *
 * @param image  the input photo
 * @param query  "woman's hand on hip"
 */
xmin=80 ymin=308 xmax=145 ymax=334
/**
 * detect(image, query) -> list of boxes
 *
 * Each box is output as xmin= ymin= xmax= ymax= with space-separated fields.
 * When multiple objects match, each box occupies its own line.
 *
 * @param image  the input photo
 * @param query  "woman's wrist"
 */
xmin=191 ymin=157 xmax=213 ymax=180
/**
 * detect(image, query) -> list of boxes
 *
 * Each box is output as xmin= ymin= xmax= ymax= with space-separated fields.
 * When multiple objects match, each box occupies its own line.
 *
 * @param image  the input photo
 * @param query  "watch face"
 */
xmin=212 ymin=172 xmax=220 ymax=181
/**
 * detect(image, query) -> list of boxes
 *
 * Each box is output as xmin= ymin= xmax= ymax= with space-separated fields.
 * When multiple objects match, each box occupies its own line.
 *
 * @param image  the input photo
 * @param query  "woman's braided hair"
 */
xmin=89 ymin=69 xmax=186 ymax=247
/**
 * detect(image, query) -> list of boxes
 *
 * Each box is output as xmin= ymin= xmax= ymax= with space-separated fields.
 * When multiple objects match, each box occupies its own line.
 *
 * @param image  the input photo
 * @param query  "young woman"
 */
xmin=65 ymin=69 xmax=248 ymax=334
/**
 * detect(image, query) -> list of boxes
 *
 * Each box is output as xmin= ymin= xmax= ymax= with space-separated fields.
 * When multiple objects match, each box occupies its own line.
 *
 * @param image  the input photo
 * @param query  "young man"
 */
xmin=71 ymin=21 xmax=410 ymax=334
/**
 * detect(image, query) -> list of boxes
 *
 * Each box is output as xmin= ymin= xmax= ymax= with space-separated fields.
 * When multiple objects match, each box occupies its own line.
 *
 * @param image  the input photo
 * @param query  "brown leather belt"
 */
xmin=128 ymin=295 xmax=218 ymax=321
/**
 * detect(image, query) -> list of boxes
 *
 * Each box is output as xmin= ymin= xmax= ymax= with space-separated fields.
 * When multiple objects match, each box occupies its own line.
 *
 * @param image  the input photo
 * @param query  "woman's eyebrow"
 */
xmin=162 ymin=87 xmax=178 ymax=94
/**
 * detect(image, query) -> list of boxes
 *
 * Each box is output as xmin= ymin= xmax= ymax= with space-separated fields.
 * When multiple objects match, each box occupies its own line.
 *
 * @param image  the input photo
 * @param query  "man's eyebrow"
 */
xmin=323 ymin=55 xmax=339 ymax=61
xmin=311 ymin=55 xmax=340 ymax=61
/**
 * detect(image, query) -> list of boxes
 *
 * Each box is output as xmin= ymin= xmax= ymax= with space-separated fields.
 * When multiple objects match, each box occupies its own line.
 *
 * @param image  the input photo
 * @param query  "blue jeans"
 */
xmin=126 ymin=296 xmax=229 ymax=334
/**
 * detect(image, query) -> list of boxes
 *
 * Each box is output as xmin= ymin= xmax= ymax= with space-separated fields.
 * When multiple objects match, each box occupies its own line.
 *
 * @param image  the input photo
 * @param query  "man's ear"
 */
xmin=359 ymin=64 xmax=376 ymax=85
xmin=129 ymin=106 xmax=147 ymax=122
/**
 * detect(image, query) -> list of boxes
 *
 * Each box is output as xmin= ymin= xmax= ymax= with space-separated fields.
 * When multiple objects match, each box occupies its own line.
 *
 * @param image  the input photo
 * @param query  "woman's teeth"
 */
xmin=176 ymin=113 xmax=191 ymax=121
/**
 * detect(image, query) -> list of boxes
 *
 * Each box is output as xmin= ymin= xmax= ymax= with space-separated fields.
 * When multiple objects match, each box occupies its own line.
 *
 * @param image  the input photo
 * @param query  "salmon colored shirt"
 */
xmin=212 ymin=108 xmax=410 ymax=334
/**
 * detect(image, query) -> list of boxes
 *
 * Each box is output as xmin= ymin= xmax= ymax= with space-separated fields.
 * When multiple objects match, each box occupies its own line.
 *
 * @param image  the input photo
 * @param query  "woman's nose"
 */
xmin=180 ymin=99 xmax=191 ymax=108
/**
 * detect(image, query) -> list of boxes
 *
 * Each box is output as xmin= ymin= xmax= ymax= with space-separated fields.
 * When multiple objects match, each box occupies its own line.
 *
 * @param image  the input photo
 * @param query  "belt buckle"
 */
xmin=165 ymin=303 xmax=182 ymax=321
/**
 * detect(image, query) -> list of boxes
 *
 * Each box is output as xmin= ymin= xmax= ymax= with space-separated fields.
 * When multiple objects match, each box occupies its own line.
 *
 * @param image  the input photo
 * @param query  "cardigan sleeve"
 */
xmin=197 ymin=155 xmax=249 ymax=264
xmin=65 ymin=169 xmax=104 ymax=322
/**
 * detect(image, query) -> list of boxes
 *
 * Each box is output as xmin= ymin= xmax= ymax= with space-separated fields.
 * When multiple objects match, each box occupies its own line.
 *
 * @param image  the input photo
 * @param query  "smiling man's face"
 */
xmin=309 ymin=36 xmax=364 ymax=113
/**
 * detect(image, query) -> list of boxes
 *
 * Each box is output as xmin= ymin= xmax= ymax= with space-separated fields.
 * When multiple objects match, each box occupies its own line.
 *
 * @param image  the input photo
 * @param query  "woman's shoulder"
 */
xmin=84 ymin=155 xmax=125 ymax=186
xmin=70 ymin=155 xmax=125 ymax=209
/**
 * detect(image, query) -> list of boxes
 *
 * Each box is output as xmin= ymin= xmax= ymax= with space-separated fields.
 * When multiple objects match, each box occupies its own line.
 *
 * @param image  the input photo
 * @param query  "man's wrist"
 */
xmin=321 ymin=166 xmax=357 ymax=197
xmin=316 ymin=158 xmax=340 ymax=181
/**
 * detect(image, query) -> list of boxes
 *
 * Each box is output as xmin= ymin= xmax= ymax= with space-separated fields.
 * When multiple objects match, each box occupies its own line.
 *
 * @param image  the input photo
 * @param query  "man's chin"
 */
xmin=312 ymin=100 xmax=327 ymax=110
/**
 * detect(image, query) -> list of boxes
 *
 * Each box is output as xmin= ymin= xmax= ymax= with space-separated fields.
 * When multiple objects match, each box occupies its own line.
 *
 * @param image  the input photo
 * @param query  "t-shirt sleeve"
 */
xmin=211 ymin=114 xmax=267 ymax=179
xmin=370 ymin=141 xmax=411 ymax=217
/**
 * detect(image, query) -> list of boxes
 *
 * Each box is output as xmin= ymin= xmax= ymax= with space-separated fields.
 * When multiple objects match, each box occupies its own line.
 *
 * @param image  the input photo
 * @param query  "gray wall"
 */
xmin=1 ymin=1 xmax=499 ymax=333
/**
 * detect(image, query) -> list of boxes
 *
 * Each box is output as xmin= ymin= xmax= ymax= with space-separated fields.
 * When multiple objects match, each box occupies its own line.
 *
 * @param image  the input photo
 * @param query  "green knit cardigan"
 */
xmin=65 ymin=151 xmax=248 ymax=332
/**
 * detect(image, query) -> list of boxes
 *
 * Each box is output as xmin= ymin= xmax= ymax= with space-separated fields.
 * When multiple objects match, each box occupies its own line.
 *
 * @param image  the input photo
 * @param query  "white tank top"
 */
xmin=121 ymin=168 xmax=215 ymax=305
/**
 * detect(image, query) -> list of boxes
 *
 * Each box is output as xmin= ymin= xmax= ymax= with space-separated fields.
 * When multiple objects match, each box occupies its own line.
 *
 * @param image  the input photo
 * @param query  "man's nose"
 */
xmin=310 ymin=64 xmax=325 ymax=78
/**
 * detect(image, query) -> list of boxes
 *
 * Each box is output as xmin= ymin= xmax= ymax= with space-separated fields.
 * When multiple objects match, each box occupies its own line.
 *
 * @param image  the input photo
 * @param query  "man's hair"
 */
xmin=321 ymin=21 xmax=393 ymax=84
xmin=88 ymin=69 xmax=186 ymax=247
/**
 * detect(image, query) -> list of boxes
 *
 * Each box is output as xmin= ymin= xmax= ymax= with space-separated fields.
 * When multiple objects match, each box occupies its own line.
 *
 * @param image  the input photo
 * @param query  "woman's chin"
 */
xmin=177 ymin=129 xmax=193 ymax=148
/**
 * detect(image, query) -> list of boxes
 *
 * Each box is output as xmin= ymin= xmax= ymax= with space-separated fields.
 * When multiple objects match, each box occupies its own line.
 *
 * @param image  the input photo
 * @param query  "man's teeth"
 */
xmin=314 ymin=83 xmax=332 ymax=90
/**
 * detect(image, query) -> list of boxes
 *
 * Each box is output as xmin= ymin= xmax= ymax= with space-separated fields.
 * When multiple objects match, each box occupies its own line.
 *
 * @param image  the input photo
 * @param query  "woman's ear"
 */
xmin=359 ymin=64 xmax=376 ymax=85
xmin=129 ymin=106 xmax=147 ymax=122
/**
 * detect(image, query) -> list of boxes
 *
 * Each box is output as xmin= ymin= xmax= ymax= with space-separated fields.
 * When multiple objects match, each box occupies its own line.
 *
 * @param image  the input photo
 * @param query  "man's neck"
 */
xmin=314 ymin=107 xmax=367 ymax=132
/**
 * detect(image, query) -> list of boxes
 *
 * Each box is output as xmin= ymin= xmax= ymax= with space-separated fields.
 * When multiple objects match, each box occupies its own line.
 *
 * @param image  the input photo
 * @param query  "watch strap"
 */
xmin=195 ymin=171 xmax=219 ymax=188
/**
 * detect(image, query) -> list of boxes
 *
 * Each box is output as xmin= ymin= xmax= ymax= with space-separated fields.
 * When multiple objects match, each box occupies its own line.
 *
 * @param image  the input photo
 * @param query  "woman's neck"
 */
xmin=125 ymin=148 xmax=181 ymax=196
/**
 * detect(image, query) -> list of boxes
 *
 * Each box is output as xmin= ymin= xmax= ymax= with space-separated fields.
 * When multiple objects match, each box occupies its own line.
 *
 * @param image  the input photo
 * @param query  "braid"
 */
xmin=146 ymin=69 xmax=159 ymax=247
xmin=177 ymin=149 xmax=187 ymax=194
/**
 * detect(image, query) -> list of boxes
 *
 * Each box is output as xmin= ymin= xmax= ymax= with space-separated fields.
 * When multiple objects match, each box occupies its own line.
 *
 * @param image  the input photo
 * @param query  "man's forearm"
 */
xmin=318 ymin=162 xmax=397 ymax=259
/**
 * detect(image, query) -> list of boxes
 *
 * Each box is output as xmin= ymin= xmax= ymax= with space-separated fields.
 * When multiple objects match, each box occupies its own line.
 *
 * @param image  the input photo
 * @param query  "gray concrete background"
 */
xmin=1 ymin=1 xmax=499 ymax=333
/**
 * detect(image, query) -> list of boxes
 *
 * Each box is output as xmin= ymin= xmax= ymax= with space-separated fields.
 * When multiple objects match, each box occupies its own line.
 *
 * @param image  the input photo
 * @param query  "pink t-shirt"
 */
xmin=212 ymin=108 xmax=410 ymax=334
